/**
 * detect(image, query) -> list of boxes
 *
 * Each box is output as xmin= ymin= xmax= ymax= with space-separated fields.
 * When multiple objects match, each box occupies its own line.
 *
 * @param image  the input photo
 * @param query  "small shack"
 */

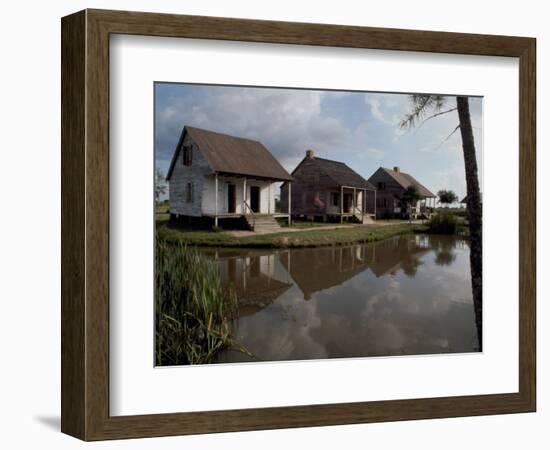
xmin=280 ymin=150 xmax=376 ymax=223
xmin=368 ymin=166 xmax=436 ymax=219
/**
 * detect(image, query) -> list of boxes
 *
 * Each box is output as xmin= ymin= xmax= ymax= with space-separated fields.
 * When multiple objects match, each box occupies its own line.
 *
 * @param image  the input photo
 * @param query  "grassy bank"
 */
xmin=155 ymin=240 xmax=240 ymax=365
xmin=279 ymin=219 xmax=338 ymax=229
xmin=157 ymin=222 xmax=428 ymax=249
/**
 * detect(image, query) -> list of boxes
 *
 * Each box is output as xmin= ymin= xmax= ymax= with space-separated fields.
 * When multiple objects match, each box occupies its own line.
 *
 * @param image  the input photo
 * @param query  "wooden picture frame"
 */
xmin=61 ymin=9 xmax=536 ymax=441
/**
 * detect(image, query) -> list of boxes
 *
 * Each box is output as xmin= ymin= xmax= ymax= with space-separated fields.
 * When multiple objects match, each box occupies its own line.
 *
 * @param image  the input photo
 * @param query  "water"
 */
xmin=201 ymin=234 xmax=479 ymax=363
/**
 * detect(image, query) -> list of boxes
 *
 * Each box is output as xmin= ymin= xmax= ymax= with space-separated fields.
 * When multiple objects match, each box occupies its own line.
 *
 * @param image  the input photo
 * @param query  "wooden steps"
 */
xmin=353 ymin=214 xmax=375 ymax=225
xmin=244 ymin=214 xmax=282 ymax=233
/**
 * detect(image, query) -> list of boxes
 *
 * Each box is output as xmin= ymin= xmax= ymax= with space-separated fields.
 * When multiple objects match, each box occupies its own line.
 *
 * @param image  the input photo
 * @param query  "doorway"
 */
xmin=343 ymin=193 xmax=353 ymax=213
xmin=227 ymin=183 xmax=236 ymax=213
xmin=250 ymin=186 xmax=260 ymax=213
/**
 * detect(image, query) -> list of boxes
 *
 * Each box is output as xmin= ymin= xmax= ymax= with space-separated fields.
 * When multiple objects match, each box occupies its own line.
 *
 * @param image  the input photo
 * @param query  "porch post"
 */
xmin=243 ymin=177 xmax=247 ymax=213
xmin=268 ymin=182 xmax=271 ymax=214
xmin=340 ymin=186 xmax=343 ymax=223
xmin=362 ymin=189 xmax=365 ymax=223
xmin=214 ymin=173 xmax=219 ymax=227
xmin=374 ymin=189 xmax=377 ymax=218
xmin=288 ymin=182 xmax=292 ymax=225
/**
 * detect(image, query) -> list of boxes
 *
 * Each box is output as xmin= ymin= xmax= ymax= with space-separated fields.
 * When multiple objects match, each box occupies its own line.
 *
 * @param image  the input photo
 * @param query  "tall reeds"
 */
xmin=427 ymin=211 xmax=459 ymax=235
xmin=155 ymin=240 xmax=239 ymax=365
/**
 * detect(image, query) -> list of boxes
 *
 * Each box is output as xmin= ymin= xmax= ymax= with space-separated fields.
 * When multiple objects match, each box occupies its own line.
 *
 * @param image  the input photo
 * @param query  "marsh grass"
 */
xmin=155 ymin=240 xmax=240 ymax=366
xmin=428 ymin=212 xmax=460 ymax=235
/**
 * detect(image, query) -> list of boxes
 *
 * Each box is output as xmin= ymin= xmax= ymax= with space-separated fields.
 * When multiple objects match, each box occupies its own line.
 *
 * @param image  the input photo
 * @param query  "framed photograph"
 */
xmin=61 ymin=9 xmax=536 ymax=440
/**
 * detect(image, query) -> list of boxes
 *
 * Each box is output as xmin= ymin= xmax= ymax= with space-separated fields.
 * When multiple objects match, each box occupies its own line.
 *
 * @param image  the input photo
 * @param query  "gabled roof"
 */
xmin=288 ymin=156 xmax=375 ymax=190
xmin=372 ymin=167 xmax=435 ymax=197
xmin=166 ymin=126 xmax=293 ymax=181
xmin=280 ymin=246 xmax=372 ymax=299
xmin=314 ymin=157 xmax=376 ymax=189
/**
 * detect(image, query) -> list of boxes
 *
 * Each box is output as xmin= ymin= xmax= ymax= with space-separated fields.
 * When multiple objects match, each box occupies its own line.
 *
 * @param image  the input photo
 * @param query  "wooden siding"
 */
xmin=280 ymin=158 xmax=334 ymax=215
xmin=281 ymin=158 xmax=365 ymax=216
xmin=168 ymin=134 xmax=210 ymax=217
xmin=369 ymin=167 xmax=407 ymax=217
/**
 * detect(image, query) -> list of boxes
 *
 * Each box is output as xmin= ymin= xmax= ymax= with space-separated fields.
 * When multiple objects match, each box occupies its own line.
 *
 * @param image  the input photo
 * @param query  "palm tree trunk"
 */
xmin=456 ymin=96 xmax=483 ymax=351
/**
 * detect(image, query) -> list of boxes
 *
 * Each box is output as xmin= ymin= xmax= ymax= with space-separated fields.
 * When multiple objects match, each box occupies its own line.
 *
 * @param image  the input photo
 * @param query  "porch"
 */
xmin=205 ymin=173 xmax=292 ymax=230
xmin=409 ymin=197 xmax=438 ymax=220
xmin=332 ymin=185 xmax=377 ymax=224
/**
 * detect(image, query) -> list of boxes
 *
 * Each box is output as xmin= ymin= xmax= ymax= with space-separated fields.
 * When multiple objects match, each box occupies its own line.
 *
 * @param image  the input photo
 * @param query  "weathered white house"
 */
xmin=166 ymin=126 xmax=293 ymax=231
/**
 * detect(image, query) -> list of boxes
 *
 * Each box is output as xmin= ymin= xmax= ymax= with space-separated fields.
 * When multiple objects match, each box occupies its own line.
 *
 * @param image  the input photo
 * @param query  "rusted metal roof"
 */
xmin=166 ymin=126 xmax=293 ymax=181
xmin=377 ymin=167 xmax=435 ymax=197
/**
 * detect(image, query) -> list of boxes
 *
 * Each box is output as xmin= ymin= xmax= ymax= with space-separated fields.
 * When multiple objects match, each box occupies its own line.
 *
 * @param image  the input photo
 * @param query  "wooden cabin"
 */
xmin=367 ymin=167 xmax=436 ymax=219
xmin=280 ymin=150 xmax=376 ymax=223
xmin=166 ymin=126 xmax=293 ymax=231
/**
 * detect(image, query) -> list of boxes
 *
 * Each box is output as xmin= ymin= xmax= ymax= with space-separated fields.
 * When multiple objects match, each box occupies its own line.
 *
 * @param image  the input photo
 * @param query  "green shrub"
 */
xmin=428 ymin=212 xmax=458 ymax=235
xmin=155 ymin=240 xmax=239 ymax=365
xmin=435 ymin=207 xmax=467 ymax=217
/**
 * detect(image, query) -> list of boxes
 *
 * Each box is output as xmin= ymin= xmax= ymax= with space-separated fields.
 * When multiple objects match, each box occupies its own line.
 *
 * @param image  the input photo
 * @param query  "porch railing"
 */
xmin=354 ymin=205 xmax=363 ymax=222
xmin=243 ymin=200 xmax=255 ymax=230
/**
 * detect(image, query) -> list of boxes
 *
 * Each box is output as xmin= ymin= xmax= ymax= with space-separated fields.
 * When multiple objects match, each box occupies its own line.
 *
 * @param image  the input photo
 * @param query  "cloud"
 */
xmin=357 ymin=147 xmax=384 ymax=160
xmin=155 ymin=84 xmax=483 ymax=199
xmin=365 ymin=93 xmax=409 ymax=126
xmin=155 ymin=86 xmax=356 ymax=173
xmin=365 ymin=97 xmax=386 ymax=123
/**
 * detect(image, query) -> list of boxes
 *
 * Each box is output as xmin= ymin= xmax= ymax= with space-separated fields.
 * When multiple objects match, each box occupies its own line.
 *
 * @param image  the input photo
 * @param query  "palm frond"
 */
xmin=400 ymin=94 xmax=448 ymax=129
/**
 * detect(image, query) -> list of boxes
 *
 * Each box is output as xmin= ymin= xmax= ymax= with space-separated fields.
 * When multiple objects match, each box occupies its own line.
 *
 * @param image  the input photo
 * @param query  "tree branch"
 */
xmin=399 ymin=96 xmax=432 ymax=129
xmin=435 ymin=124 xmax=461 ymax=150
xmin=418 ymin=107 xmax=458 ymax=128
xmin=399 ymin=95 xmax=448 ymax=130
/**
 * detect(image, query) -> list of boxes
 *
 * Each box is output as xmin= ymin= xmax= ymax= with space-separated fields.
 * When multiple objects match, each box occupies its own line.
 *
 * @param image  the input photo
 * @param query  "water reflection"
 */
xmin=203 ymin=234 xmax=479 ymax=363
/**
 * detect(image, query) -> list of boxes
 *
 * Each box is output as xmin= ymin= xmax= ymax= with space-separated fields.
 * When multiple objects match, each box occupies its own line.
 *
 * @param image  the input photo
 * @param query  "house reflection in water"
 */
xmin=204 ymin=234 xmax=477 ymax=363
xmin=211 ymin=249 xmax=293 ymax=317
xmin=278 ymin=235 xmax=431 ymax=300
xmin=209 ymin=234 xmax=440 ymax=308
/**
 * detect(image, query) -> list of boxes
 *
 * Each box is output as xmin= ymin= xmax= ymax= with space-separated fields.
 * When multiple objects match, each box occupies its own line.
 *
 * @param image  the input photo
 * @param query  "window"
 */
xmin=182 ymin=145 xmax=192 ymax=166
xmin=330 ymin=192 xmax=340 ymax=206
xmin=377 ymin=181 xmax=386 ymax=191
xmin=186 ymin=182 xmax=193 ymax=203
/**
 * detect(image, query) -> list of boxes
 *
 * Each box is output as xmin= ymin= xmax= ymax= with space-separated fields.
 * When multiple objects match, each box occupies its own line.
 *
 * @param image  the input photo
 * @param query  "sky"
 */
xmin=155 ymin=83 xmax=482 ymax=202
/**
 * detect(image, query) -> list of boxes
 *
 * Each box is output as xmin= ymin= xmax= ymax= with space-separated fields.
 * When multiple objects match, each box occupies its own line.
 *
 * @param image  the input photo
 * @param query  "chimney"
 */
xmin=393 ymin=166 xmax=400 ymax=173
xmin=306 ymin=149 xmax=315 ymax=159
